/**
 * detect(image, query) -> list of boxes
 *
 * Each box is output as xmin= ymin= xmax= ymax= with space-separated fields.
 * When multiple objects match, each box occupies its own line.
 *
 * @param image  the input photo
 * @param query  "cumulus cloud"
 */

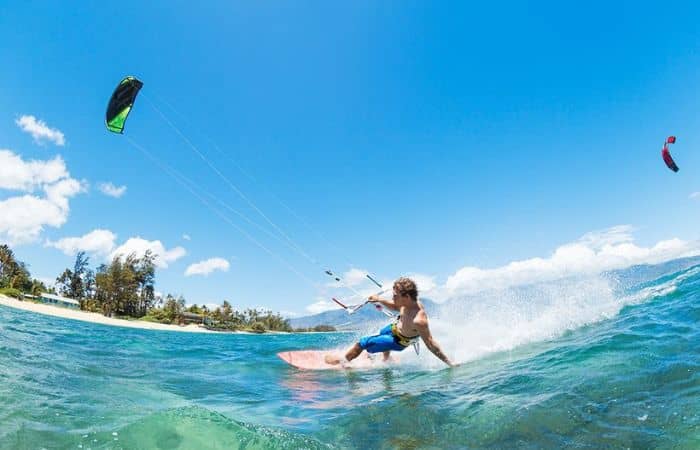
xmin=182 ymin=234 xmax=191 ymax=241
xmin=343 ymin=268 xmax=370 ymax=286
xmin=0 ymin=150 xmax=85 ymax=245
xmin=0 ymin=150 xmax=68 ymax=191
xmin=406 ymin=272 xmax=438 ymax=297
xmin=44 ymin=178 xmax=85 ymax=210
xmin=98 ymin=182 xmax=127 ymax=198
xmin=443 ymin=225 xmax=700 ymax=299
xmin=0 ymin=196 xmax=64 ymax=244
xmin=305 ymin=298 xmax=339 ymax=314
xmin=315 ymin=268 xmax=386 ymax=314
xmin=300 ymin=225 xmax=700 ymax=315
xmin=110 ymin=237 xmax=186 ymax=268
xmin=15 ymin=115 xmax=65 ymax=146
xmin=325 ymin=267 xmax=375 ymax=288
xmin=185 ymin=257 xmax=230 ymax=276
xmin=46 ymin=229 xmax=117 ymax=257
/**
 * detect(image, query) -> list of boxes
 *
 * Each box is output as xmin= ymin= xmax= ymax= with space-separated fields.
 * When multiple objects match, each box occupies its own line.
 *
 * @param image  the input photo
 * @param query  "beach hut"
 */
xmin=179 ymin=312 xmax=207 ymax=325
xmin=37 ymin=292 xmax=80 ymax=309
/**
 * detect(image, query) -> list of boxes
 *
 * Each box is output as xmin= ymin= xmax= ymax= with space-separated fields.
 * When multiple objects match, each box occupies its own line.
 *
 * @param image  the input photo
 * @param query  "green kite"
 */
xmin=105 ymin=76 xmax=143 ymax=133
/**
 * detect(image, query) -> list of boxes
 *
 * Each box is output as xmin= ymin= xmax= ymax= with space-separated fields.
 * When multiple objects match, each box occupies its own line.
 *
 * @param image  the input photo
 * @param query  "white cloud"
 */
xmin=443 ymin=225 xmax=700 ymax=299
xmin=110 ymin=237 xmax=186 ymax=268
xmin=296 ymin=226 xmax=700 ymax=319
xmin=343 ymin=268 xmax=369 ymax=286
xmin=322 ymin=272 xmax=435 ymax=305
xmin=0 ymin=196 xmax=64 ymax=244
xmin=305 ymin=298 xmax=339 ymax=314
xmin=98 ymin=182 xmax=127 ymax=198
xmin=690 ymin=192 xmax=700 ymax=200
xmin=185 ymin=257 xmax=230 ymax=276
xmin=182 ymin=234 xmax=191 ymax=241
xmin=406 ymin=272 xmax=438 ymax=297
xmin=16 ymin=115 xmax=65 ymax=146
xmin=44 ymin=178 xmax=86 ymax=210
xmin=0 ymin=150 xmax=86 ymax=245
xmin=46 ymin=229 xmax=117 ymax=257
xmin=0 ymin=150 xmax=68 ymax=191
xmin=326 ymin=267 xmax=373 ymax=288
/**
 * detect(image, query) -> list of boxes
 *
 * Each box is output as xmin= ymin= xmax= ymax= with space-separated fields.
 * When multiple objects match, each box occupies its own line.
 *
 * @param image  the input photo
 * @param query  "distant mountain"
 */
xmin=289 ymin=298 xmax=439 ymax=330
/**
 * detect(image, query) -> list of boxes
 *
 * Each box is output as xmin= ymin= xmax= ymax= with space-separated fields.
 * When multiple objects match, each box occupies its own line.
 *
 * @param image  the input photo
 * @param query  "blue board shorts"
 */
xmin=358 ymin=323 xmax=407 ymax=353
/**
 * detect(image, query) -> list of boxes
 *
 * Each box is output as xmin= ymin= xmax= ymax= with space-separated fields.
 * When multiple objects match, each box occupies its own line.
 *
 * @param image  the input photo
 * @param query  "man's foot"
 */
xmin=324 ymin=354 xmax=341 ymax=365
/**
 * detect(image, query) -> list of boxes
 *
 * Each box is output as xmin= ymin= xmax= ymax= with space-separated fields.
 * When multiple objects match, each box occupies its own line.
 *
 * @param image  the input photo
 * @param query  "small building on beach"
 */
xmin=35 ymin=292 xmax=80 ymax=309
xmin=179 ymin=312 xmax=211 ymax=326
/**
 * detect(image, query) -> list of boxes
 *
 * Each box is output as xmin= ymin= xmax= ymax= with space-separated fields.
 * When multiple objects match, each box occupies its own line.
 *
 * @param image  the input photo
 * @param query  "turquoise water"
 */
xmin=2 ymin=262 xmax=700 ymax=449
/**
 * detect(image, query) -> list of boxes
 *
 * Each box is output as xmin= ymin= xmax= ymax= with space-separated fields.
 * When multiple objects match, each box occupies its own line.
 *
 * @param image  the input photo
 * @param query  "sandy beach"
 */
xmin=0 ymin=294 xmax=216 ymax=333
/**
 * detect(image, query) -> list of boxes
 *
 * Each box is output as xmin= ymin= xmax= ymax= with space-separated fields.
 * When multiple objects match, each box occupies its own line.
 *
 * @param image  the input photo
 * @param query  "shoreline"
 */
xmin=0 ymin=294 xmax=217 ymax=333
xmin=0 ymin=295 xmax=347 ymax=335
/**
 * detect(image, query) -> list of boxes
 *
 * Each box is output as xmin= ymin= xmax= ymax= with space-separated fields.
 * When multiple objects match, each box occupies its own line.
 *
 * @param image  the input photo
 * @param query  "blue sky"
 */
xmin=2 ymin=1 xmax=700 ymax=316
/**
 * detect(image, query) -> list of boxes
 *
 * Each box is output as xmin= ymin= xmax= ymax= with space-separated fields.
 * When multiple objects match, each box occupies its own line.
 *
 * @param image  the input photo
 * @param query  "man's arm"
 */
xmin=416 ymin=321 xmax=454 ymax=367
xmin=368 ymin=295 xmax=399 ymax=311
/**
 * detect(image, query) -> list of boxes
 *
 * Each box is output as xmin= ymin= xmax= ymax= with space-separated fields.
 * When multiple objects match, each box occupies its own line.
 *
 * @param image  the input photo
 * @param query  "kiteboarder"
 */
xmin=325 ymin=277 xmax=456 ymax=367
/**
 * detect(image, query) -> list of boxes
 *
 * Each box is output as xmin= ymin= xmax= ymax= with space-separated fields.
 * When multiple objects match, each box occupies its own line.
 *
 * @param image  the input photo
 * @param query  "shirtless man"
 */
xmin=325 ymin=277 xmax=455 ymax=367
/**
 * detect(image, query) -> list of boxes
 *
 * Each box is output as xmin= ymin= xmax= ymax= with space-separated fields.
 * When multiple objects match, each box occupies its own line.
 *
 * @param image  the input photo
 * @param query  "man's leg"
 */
xmin=345 ymin=343 xmax=363 ymax=361
xmin=382 ymin=351 xmax=391 ymax=361
xmin=325 ymin=343 xmax=363 ymax=365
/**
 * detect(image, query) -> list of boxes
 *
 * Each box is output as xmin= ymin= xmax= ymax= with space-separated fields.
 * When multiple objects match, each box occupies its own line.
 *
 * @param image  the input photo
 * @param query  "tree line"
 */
xmin=0 ymin=244 xmax=333 ymax=333
xmin=0 ymin=244 xmax=50 ymax=298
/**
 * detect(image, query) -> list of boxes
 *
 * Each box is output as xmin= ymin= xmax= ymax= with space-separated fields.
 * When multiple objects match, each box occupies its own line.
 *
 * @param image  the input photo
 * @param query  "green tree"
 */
xmin=244 ymin=308 xmax=259 ymax=325
xmin=187 ymin=304 xmax=202 ymax=314
xmin=56 ymin=252 xmax=91 ymax=301
xmin=134 ymin=250 xmax=156 ymax=316
xmin=162 ymin=294 xmax=185 ymax=323
xmin=92 ymin=252 xmax=157 ymax=318
xmin=221 ymin=301 xmax=233 ymax=322
xmin=94 ymin=256 xmax=133 ymax=317
xmin=30 ymin=279 xmax=47 ymax=297
xmin=0 ymin=245 xmax=29 ymax=290
xmin=0 ymin=244 xmax=17 ymax=288
xmin=11 ymin=262 xmax=32 ymax=292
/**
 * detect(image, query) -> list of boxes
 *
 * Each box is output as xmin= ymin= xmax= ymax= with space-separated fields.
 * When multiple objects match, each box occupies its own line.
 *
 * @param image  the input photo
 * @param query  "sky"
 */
xmin=2 ymin=1 xmax=700 ymax=317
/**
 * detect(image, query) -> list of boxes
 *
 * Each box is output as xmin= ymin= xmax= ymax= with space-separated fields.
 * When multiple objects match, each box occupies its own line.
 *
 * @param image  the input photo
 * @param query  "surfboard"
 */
xmin=277 ymin=350 xmax=399 ymax=370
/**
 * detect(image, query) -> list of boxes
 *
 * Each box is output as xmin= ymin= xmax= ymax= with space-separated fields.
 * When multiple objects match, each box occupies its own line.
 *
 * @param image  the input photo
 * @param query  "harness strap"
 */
xmin=391 ymin=322 xmax=419 ymax=347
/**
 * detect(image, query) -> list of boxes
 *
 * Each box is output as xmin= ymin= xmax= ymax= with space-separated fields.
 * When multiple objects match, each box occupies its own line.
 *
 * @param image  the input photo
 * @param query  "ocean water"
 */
xmin=2 ymin=261 xmax=700 ymax=449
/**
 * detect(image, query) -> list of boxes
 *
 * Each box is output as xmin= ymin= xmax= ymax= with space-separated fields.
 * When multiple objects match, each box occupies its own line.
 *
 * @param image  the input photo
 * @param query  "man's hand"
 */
xmin=367 ymin=295 xmax=398 ymax=311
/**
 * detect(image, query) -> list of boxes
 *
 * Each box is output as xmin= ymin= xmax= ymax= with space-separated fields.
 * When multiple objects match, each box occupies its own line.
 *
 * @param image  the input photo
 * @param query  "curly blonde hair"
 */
xmin=393 ymin=277 xmax=418 ymax=301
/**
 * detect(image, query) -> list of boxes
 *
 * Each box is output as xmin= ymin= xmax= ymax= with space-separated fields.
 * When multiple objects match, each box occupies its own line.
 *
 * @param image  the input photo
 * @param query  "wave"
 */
xmin=425 ymin=262 xmax=700 ymax=367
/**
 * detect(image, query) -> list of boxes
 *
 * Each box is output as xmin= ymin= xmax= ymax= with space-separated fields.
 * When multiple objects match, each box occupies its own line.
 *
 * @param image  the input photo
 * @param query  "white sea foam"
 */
xmin=424 ymin=266 xmax=700 ymax=368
